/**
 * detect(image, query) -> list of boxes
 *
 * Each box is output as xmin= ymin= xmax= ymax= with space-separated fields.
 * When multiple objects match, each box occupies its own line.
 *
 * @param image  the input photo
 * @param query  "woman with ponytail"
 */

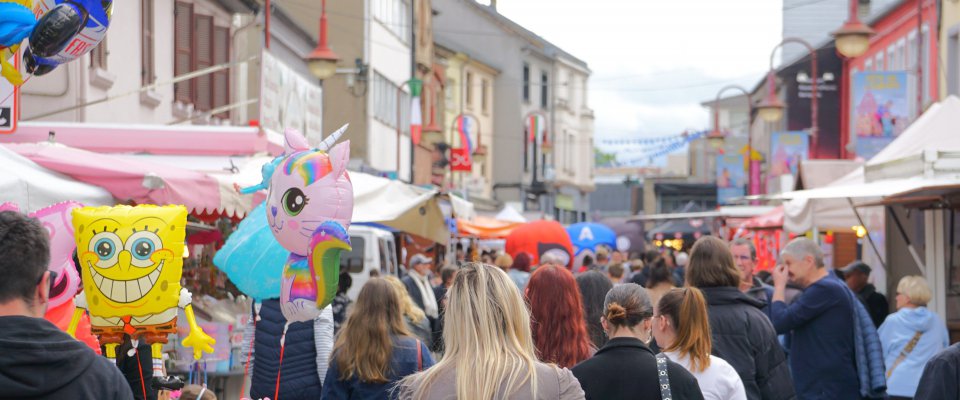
xmin=653 ymin=287 xmax=746 ymax=400
xmin=572 ymin=284 xmax=703 ymax=400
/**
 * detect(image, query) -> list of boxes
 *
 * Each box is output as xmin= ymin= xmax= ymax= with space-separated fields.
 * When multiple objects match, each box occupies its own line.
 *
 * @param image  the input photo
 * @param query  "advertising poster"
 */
xmin=261 ymin=50 xmax=324 ymax=146
xmin=851 ymin=71 xmax=911 ymax=159
xmin=769 ymin=132 xmax=809 ymax=178
xmin=716 ymin=154 xmax=745 ymax=205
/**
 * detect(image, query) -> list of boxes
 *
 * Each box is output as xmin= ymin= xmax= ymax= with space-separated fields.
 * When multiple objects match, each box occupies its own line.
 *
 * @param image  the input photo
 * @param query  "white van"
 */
xmin=341 ymin=225 xmax=400 ymax=300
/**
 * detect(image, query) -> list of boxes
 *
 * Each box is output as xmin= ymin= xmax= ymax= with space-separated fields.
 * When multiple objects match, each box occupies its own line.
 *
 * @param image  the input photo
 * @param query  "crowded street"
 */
xmin=2 ymin=0 xmax=960 ymax=399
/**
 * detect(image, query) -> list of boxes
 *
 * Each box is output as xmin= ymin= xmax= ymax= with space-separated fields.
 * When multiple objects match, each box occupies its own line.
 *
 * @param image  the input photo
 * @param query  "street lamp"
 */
xmin=306 ymin=0 xmax=339 ymax=80
xmin=757 ymin=37 xmax=818 ymax=157
xmin=832 ymin=0 xmax=874 ymax=58
xmin=756 ymin=71 xmax=785 ymax=122
xmin=712 ymin=85 xmax=756 ymax=195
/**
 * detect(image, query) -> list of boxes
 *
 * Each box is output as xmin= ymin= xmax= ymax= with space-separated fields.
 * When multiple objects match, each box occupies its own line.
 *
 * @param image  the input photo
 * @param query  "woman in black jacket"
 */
xmin=685 ymin=236 xmax=796 ymax=400
xmin=571 ymin=283 xmax=704 ymax=400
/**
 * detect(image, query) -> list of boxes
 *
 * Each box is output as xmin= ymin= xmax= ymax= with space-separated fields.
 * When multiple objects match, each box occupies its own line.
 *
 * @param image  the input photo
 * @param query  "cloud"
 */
xmin=493 ymin=0 xmax=783 ymax=159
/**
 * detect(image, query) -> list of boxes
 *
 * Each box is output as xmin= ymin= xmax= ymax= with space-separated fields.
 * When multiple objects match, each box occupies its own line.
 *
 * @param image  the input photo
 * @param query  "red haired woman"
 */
xmin=525 ymin=265 xmax=593 ymax=367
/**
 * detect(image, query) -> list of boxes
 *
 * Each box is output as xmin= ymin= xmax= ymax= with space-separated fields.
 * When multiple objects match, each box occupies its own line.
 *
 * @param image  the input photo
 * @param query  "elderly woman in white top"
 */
xmin=878 ymin=276 xmax=950 ymax=399
xmin=653 ymin=287 xmax=747 ymax=400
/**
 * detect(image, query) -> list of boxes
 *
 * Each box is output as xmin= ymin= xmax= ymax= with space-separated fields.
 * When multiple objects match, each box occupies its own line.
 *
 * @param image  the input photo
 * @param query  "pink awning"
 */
xmin=738 ymin=206 xmax=784 ymax=230
xmin=4 ymin=143 xmax=223 ymax=213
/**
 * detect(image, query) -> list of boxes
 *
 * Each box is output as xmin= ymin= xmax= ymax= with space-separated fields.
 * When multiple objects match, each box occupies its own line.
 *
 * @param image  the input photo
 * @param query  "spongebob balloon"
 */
xmin=67 ymin=205 xmax=214 ymax=391
xmin=261 ymin=125 xmax=353 ymax=324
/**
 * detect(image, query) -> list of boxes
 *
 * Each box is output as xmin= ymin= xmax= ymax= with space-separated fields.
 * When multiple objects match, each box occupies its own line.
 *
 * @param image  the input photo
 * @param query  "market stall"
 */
xmin=0 ymin=144 xmax=114 ymax=211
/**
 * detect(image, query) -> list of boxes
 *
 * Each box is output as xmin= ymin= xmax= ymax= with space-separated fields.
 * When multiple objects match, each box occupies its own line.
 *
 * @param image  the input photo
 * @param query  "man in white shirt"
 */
xmin=402 ymin=254 xmax=439 ymax=324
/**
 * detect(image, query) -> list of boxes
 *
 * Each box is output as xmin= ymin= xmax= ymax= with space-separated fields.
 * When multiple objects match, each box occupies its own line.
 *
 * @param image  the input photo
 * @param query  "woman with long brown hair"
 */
xmin=396 ymin=263 xmax=584 ymax=399
xmin=525 ymin=264 xmax=593 ymax=367
xmin=653 ymin=287 xmax=746 ymax=400
xmin=322 ymin=278 xmax=434 ymax=399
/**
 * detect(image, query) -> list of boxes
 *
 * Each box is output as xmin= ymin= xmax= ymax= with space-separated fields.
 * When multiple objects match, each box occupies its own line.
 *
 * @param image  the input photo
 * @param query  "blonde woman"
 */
xmin=396 ymin=263 xmax=584 ymax=400
xmin=653 ymin=287 xmax=746 ymax=400
xmin=384 ymin=275 xmax=433 ymax=345
xmin=322 ymin=278 xmax=433 ymax=399
xmin=878 ymin=276 xmax=950 ymax=399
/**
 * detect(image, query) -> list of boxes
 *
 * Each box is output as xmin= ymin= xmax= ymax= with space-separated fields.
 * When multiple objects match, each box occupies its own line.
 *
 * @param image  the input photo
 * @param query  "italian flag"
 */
xmin=410 ymin=94 xmax=422 ymax=145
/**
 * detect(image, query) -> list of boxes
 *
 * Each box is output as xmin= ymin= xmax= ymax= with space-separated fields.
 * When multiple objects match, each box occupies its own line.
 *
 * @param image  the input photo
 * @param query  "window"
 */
xmin=896 ymin=39 xmax=905 ymax=70
xmin=540 ymin=72 xmax=548 ymax=109
xmin=194 ymin=14 xmax=214 ymax=112
xmin=372 ymin=71 xmax=410 ymax=130
xmin=445 ymin=78 xmax=455 ymax=109
xmin=90 ymin=35 xmax=108 ymax=69
xmin=887 ymin=46 xmax=896 ymax=72
xmin=173 ymin=2 xmax=231 ymax=116
xmin=343 ymin=237 xmax=366 ymax=273
xmin=522 ymin=63 xmax=530 ymax=102
xmin=465 ymin=72 xmax=473 ymax=107
xmin=864 ymin=58 xmax=873 ymax=71
xmin=174 ymin=1 xmax=193 ymax=103
xmin=213 ymin=26 xmax=230 ymax=117
xmin=922 ymin=25 xmax=931 ymax=104
xmin=874 ymin=53 xmax=884 ymax=71
xmin=372 ymin=0 xmax=410 ymax=44
xmin=141 ymin=0 xmax=154 ymax=85
xmin=481 ymin=78 xmax=489 ymax=114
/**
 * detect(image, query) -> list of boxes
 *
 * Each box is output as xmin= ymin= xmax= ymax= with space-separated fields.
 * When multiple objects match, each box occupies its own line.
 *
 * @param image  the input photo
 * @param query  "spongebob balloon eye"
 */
xmin=282 ymin=188 xmax=309 ymax=216
xmin=89 ymin=231 xmax=122 ymax=268
xmin=126 ymin=229 xmax=162 ymax=268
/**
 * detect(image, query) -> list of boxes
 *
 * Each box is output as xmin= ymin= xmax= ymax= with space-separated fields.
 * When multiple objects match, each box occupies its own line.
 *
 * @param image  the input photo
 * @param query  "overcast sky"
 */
xmin=492 ymin=0 xmax=783 ymax=163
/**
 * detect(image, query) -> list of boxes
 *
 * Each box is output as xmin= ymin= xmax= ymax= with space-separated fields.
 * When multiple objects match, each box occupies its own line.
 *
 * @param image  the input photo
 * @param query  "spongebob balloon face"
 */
xmin=75 ymin=205 xmax=184 ymax=316
xmin=69 ymin=205 xmax=214 ymax=390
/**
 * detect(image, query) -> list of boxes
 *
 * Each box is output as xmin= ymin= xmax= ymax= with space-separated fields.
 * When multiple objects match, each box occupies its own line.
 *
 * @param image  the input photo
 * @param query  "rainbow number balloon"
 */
xmin=265 ymin=126 xmax=353 ymax=323
xmin=67 ymin=205 xmax=214 ymax=368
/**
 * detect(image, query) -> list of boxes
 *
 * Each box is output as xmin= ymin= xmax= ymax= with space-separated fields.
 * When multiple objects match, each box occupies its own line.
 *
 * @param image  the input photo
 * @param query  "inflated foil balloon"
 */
xmin=0 ymin=0 xmax=37 ymax=85
xmin=0 ymin=201 xmax=83 ymax=308
xmin=24 ymin=0 xmax=113 ymax=76
xmin=68 ymin=205 xmax=215 ymax=365
xmin=262 ymin=126 xmax=353 ymax=323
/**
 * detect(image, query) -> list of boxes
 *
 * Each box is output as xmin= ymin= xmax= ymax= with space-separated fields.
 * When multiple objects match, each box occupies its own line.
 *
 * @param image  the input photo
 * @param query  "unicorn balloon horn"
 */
xmin=318 ymin=123 xmax=349 ymax=152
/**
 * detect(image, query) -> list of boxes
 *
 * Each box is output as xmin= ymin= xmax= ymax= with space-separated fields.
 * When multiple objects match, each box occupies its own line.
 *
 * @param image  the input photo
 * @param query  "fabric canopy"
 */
xmin=647 ymin=202 xmax=713 ymax=239
xmin=457 ymin=216 xmax=523 ymax=239
xmin=6 ymin=143 xmax=224 ymax=214
xmin=0 ymin=145 xmax=114 ymax=212
xmin=739 ymin=206 xmax=784 ymax=230
xmin=351 ymin=172 xmax=448 ymax=244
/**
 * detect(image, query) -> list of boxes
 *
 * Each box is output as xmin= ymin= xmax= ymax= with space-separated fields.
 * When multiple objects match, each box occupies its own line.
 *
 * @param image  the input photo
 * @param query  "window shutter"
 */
xmin=194 ymin=14 xmax=214 ymax=111
xmin=141 ymin=0 xmax=155 ymax=85
xmin=174 ymin=1 xmax=193 ymax=103
xmin=213 ymin=26 xmax=230 ymax=118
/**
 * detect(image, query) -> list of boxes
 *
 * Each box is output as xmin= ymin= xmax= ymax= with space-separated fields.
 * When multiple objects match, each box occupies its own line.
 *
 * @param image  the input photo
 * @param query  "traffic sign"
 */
xmin=0 ymin=52 xmax=19 ymax=134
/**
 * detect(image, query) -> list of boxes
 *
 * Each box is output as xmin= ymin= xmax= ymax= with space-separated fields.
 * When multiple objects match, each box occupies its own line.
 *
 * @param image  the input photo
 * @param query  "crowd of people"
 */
xmin=4 ymin=208 xmax=960 ymax=399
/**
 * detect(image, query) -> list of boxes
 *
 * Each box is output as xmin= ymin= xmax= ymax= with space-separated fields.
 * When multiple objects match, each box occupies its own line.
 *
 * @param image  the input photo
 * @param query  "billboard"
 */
xmin=716 ymin=154 xmax=745 ymax=205
xmin=851 ymin=71 xmax=911 ymax=160
xmin=769 ymin=132 xmax=809 ymax=178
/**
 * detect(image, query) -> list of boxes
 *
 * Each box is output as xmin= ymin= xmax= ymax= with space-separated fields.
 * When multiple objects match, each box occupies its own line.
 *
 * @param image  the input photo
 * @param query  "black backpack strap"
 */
xmin=655 ymin=353 xmax=673 ymax=400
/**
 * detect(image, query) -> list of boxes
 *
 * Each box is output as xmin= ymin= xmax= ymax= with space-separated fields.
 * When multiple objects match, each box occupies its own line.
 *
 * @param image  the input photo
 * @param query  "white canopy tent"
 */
xmin=116 ymin=154 xmax=450 ymax=243
xmin=0 ymin=145 xmax=114 ymax=212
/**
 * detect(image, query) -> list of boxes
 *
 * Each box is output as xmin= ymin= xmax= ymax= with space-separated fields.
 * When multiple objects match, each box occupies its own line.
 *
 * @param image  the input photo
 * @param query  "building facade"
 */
xmin=433 ymin=0 xmax=594 ymax=221
xmin=435 ymin=43 xmax=498 ymax=202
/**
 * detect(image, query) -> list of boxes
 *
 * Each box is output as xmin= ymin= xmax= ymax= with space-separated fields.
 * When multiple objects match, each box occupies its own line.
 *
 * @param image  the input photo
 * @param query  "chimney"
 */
xmin=490 ymin=0 xmax=497 ymax=11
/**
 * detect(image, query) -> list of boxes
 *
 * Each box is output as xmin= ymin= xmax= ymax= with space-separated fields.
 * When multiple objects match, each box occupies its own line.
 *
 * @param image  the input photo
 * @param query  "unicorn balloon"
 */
xmin=263 ymin=125 xmax=353 ymax=323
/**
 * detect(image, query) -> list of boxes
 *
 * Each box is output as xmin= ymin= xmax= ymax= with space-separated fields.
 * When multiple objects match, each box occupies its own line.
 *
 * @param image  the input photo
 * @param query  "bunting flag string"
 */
xmin=599 ymin=130 xmax=707 ymax=146
xmin=612 ymin=130 xmax=709 ymax=166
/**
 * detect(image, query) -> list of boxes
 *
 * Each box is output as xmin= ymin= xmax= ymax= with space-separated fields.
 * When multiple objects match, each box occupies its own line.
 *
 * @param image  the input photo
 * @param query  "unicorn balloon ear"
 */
xmin=328 ymin=140 xmax=350 ymax=178
xmin=284 ymin=128 xmax=310 ymax=154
